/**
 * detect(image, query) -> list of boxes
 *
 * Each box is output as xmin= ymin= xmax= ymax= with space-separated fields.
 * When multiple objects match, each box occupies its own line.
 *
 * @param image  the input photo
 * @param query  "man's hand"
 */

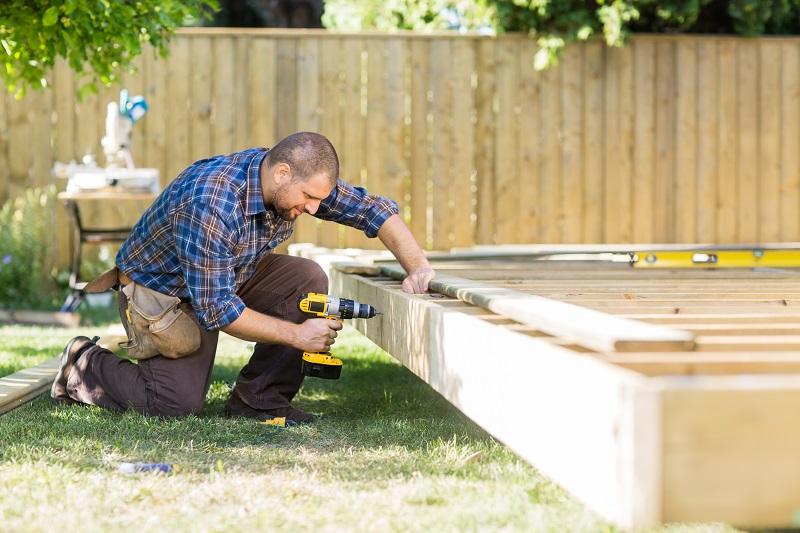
xmin=402 ymin=267 xmax=435 ymax=294
xmin=293 ymin=318 xmax=343 ymax=352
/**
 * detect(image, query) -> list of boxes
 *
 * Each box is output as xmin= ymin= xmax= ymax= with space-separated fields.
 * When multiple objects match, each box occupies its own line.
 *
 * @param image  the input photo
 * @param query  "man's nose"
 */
xmin=304 ymin=200 xmax=320 ymax=215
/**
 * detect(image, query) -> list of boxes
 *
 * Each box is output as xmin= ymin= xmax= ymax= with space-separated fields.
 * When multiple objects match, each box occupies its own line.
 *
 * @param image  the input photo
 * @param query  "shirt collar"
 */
xmin=245 ymin=148 xmax=269 ymax=216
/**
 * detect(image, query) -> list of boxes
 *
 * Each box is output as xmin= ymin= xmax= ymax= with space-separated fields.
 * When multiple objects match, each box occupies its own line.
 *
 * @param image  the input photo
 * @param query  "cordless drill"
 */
xmin=297 ymin=292 xmax=380 ymax=379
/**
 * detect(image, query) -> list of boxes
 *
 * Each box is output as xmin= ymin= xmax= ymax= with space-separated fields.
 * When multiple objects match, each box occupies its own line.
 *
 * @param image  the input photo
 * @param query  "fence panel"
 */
xmin=1 ymin=30 xmax=799 ymax=266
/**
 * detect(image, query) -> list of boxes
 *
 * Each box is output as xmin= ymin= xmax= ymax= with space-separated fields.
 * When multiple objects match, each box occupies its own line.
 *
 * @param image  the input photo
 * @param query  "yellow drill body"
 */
xmin=297 ymin=292 xmax=379 ymax=379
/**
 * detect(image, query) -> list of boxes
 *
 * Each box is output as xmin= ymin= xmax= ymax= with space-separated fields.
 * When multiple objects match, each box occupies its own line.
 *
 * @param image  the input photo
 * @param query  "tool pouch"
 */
xmin=120 ymin=282 xmax=201 ymax=360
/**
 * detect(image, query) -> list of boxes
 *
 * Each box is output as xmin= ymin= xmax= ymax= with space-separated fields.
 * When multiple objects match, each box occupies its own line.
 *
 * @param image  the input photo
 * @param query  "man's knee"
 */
xmin=295 ymin=258 xmax=328 ymax=293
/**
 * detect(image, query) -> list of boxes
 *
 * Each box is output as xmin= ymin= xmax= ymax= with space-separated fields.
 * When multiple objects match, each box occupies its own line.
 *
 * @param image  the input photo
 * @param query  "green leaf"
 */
xmin=42 ymin=6 xmax=59 ymax=27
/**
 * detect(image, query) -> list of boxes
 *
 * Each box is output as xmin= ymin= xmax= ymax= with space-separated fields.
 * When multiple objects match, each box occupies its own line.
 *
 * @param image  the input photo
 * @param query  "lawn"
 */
xmin=0 ymin=322 xmax=737 ymax=532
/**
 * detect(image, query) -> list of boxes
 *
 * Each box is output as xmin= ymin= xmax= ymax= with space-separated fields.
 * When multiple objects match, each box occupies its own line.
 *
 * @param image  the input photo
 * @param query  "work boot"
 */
xmin=50 ymin=335 xmax=98 ymax=405
xmin=224 ymin=393 xmax=317 ymax=426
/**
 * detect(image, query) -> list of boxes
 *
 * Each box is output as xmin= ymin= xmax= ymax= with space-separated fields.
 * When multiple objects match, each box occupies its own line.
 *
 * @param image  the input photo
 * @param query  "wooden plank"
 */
xmin=737 ymin=41 xmax=759 ymax=243
xmin=379 ymin=264 xmax=695 ymax=352
xmin=0 ymin=358 xmax=61 ymax=415
xmin=53 ymin=59 xmax=75 ymax=163
xmin=248 ymin=38 xmax=277 ymax=147
xmin=474 ymin=38 xmax=495 ymax=244
xmin=451 ymin=39 xmax=475 ymax=247
xmin=539 ymin=44 xmax=561 ymax=243
xmin=190 ymin=36 xmax=213 ymax=160
xmin=430 ymin=38 xmax=454 ymax=249
xmin=781 ymin=42 xmax=800 ymax=241
xmin=654 ymin=41 xmax=675 ymax=242
xmin=674 ymin=39 xmax=697 ymax=243
xmin=605 ymin=45 xmax=634 ymax=242
xmin=167 ymin=37 xmax=191 ymax=179
xmin=759 ymin=41 xmax=781 ymax=242
xmin=235 ymin=36 xmax=250 ymax=149
xmin=696 ymin=40 xmax=718 ymax=242
xmin=142 ymin=47 xmax=168 ymax=184
xmin=633 ymin=39 xmax=656 ymax=243
xmin=583 ymin=42 xmax=604 ymax=243
xmin=275 ymin=38 xmax=298 ymax=142
xmin=560 ymin=45 xmax=582 ymax=243
xmin=331 ymin=268 xmax=660 ymax=529
xmin=600 ymin=352 xmax=800 ymax=376
xmin=212 ymin=36 xmax=235 ymax=155
xmin=662 ymin=380 xmax=800 ymax=525
xmin=494 ymin=37 xmax=519 ymax=244
xmin=294 ymin=37 xmax=321 ymax=244
xmin=341 ymin=37 xmax=368 ymax=249
xmin=318 ymin=36 xmax=344 ymax=248
xmin=716 ymin=40 xmax=738 ymax=243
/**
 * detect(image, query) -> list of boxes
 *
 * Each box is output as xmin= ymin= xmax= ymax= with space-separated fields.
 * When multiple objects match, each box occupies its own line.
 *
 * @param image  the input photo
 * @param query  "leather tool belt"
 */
xmin=86 ymin=267 xmax=201 ymax=360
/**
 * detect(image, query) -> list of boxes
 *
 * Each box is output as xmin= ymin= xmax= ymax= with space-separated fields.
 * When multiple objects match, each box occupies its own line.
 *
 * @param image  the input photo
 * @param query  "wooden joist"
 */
xmin=379 ymin=264 xmax=696 ymax=353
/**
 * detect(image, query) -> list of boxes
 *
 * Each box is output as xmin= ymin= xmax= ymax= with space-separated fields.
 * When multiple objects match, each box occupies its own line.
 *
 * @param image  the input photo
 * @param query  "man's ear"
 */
xmin=274 ymin=162 xmax=292 ymax=185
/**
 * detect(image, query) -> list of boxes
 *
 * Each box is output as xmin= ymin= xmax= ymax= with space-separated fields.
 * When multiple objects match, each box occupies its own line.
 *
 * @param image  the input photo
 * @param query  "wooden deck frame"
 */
xmin=331 ymin=265 xmax=800 ymax=529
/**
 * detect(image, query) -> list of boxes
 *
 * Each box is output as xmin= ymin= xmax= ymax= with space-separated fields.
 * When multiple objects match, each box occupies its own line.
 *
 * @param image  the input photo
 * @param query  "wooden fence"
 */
xmin=1 ymin=29 xmax=799 ymax=262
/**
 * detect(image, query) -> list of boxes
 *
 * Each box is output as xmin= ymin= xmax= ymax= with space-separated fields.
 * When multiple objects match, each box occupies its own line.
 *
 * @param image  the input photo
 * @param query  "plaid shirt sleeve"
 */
xmin=314 ymin=179 xmax=399 ymax=237
xmin=172 ymin=201 xmax=246 ymax=330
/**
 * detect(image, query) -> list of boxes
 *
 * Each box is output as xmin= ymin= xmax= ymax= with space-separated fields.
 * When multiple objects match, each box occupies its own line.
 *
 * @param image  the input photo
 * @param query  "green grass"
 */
xmin=0 ymin=324 xmax=739 ymax=532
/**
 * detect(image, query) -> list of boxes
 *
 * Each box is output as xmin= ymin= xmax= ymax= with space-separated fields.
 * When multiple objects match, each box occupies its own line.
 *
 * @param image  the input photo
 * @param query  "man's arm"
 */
xmin=377 ymin=214 xmax=434 ymax=294
xmin=221 ymin=308 xmax=341 ymax=353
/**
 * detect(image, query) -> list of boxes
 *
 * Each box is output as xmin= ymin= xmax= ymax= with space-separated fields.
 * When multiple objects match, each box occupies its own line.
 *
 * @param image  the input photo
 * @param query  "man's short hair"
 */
xmin=266 ymin=132 xmax=339 ymax=184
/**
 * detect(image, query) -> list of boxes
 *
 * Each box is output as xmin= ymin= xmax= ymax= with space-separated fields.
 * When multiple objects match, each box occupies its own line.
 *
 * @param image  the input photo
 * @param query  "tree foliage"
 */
xmin=324 ymin=0 xmax=800 ymax=68
xmin=322 ymin=0 xmax=495 ymax=32
xmin=493 ymin=0 xmax=800 ymax=67
xmin=0 ymin=0 xmax=217 ymax=98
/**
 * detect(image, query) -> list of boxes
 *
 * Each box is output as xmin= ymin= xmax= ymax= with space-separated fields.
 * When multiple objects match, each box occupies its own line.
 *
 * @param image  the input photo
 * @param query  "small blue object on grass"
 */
xmin=118 ymin=462 xmax=172 ymax=474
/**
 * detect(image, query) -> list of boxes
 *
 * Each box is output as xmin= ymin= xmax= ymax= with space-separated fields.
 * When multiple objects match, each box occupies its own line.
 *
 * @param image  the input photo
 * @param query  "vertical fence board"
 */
xmin=451 ymin=40 xmax=475 ymax=247
xmin=341 ymin=38 xmax=367 ymax=248
xmin=539 ymin=51 xmax=561 ymax=244
xmin=560 ymin=45 xmax=583 ymax=244
xmin=675 ymin=40 xmax=697 ymax=243
xmin=583 ymin=42 xmax=604 ymax=243
xmin=633 ymin=40 xmax=655 ymax=243
xmin=475 ymin=39 xmax=495 ymax=244
xmin=618 ymin=45 xmax=635 ymax=242
xmin=737 ymin=41 xmax=759 ymax=243
xmin=717 ymin=40 xmax=738 ymax=244
xmin=519 ymin=40 xmax=541 ymax=243
xmin=167 ymin=38 xmax=191 ymax=181
xmin=121 ymin=55 xmax=145 ymax=166
xmin=53 ymin=60 xmax=75 ymax=164
xmin=696 ymin=40 xmax=718 ymax=242
xmin=275 ymin=38 xmax=298 ymax=141
xmin=781 ymin=42 xmax=800 ymax=241
xmin=235 ymin=36 xmax=250 ymax=149
xmin=249 ymin=38 xmax=277 ymax=147
xmin=759 ymin=42 xmax=781 ymax=242
xmin=190 ymin=37 xmax=213 ymax=160
xmin=143 ymin=49 xmax=168 ymax=185
xmin=318 ymin=37 xmax=344 ymax=248
xmin=410 ymin=39 xmax=430 ymax=247
xmin=431 ymin=38 xmax=454 ymax=249
xmin=654 ymin=41 xmax=676 ymax=242
xmin=294 ymin=37 xmax=321 ymax=244
xmin=212 ymin=37 xmax=235 ymax=156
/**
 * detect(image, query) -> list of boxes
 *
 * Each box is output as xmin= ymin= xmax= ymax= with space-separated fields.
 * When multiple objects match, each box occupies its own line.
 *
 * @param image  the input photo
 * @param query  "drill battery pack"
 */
xmin=301 ymin=352 xmax=343 ymax=380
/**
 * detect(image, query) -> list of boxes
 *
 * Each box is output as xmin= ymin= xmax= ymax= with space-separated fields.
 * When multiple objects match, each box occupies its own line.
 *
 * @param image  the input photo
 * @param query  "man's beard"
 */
xmin=271 ymin=185 xmax=297 ymax=221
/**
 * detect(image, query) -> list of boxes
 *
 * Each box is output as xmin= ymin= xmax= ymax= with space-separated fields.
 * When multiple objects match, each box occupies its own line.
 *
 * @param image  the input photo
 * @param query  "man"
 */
xmin=51 ymin=132 xmax=434 ymax=424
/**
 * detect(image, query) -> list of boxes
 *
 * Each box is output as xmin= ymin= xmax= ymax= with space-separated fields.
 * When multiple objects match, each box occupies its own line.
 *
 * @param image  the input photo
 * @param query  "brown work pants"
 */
xmin=65 ymin=254 xmax=328 ymax=416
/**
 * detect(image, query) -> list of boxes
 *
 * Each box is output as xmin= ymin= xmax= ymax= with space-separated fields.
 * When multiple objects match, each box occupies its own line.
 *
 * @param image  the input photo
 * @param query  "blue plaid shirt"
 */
xmin=117 ymin=147 xmax=399 ymax=330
